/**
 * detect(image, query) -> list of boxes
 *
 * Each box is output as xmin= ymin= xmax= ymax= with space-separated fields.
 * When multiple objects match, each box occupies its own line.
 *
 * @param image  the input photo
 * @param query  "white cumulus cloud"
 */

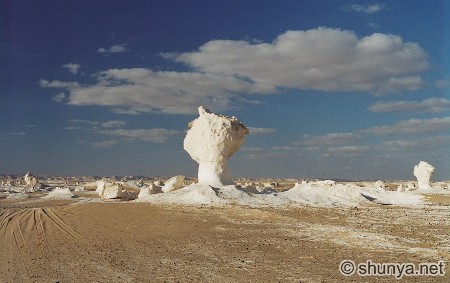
xmin=52 ymin=92 xmax=66 ymax=102
xmin=169 ymin=28 xmax=428 ymax=95
xmin=62 ymin=63 xmax=81 ymax=74
xmin=97 ymin=44 xmax=128 ymax=53
xmin=42 ymin=28 xmax=430 ymax=115
xmin=369 ymin=98 xmax=450 ymax=113
xmin=300 ymin=133 xmax=362 ymax=146
xmin=69 ymin=119 xmax=126 ymax=129
xmin=247 ymin=127 xmax=277 ymax=135
xmin=45 ymin=68 xmax=269 ymax=115
xmin=366 ymin=116 xmax=450 ymax=135
xmin=40 ymin=79 xmax=80 ymax=89
xmin=342 ymin=4 xmax=386 ymax=14
xmin=91 ymin=140 xmax=118 ymax=148
xmin=98 ymin=128 xmax=179 ymax=143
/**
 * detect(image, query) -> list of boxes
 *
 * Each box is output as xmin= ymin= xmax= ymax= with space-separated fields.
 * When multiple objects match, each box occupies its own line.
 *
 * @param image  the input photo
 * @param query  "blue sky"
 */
xmin=1 ymin=1 xmax=449 ymax=180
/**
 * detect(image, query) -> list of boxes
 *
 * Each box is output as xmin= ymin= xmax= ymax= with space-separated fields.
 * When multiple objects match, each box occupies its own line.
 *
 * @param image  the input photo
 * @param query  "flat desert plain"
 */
xmin=0 ymin=191 xmax=449 ymax=283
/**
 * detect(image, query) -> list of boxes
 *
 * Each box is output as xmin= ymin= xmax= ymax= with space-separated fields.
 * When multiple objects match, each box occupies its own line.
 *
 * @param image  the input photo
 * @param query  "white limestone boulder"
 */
xmin=121 ymin=181 xmax=141 ymax=190
xmin=96 ymin=180 xmax=107 ymax=195
xmin=101 ymin=183 xmax=125 ymax=200
xmin=24 ymin=171 xmax=40 ymax=189
xmin=413 ymin=161 xmax=435 ymax=190
xmin=6 ymin=192 xmax=29 ymax=199
xmin=183 ymin=106 xmax=249 ymax=187
xmin=374 ymin=180 xmax=385 ymax=190
xmin=162 ymin=176 xmax=185 ymax=193
xmin=138 ymin=184 xmax=162 ymax=199
xmin=44 ymin=187 xmax=76 ymax=199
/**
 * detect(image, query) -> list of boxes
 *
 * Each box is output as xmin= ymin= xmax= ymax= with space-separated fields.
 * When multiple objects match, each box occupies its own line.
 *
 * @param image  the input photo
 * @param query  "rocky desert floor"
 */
xmin=0 ymin=192 xmax=449 ymax=283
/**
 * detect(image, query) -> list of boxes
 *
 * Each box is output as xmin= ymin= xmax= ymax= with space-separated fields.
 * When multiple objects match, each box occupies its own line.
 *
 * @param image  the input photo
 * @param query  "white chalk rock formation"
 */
xmin=6 ymin=193 xmax=29 ymax=199
xmin=138 ymin=184 xmax=162 ymax=199
xmin=96 ymin=180 xmax=106 ymax=195
xmin=374 ymin=180 xmax=385 ymax=190
xmin=162 ymin=176 xmax=185 ymax=193
xmin=121 ymin=181 xmax=141 ymax=190
xmin=101 ymin=183 xmax=125 ymax=200
xmin=24 ymin=171 xmax=39 ymax=188
xmin=44 ymin=187 xmax=75 ymax=199
xmin=413 ymin=161 xmax=435 ymax=190
xmin=184 ymin=106 xmax=249 ymax=187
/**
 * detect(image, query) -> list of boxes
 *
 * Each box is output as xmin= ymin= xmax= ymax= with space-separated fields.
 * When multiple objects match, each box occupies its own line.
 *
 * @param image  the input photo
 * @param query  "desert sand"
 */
xmin=1 ymin=190 xmax=449 ymax=283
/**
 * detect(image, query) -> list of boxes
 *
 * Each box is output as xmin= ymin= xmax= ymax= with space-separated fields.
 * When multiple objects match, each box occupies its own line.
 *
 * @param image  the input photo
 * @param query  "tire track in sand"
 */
xmin=40 ymin=207 xmax=84 ymax=241
xmin=0 ymin=207 xmax=85 ymax=282
xmin=0 ymin=210 xmax=33 ymax=281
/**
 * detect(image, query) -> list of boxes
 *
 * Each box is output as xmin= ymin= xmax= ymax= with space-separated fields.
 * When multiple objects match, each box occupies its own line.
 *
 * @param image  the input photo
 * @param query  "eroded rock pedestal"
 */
xmin=184 ymin=106 xmax=249 ymax=187
xmin=24 ymin=172 xmax=37 ymax=187
xmin=413 ymin=161 xmax=435 ymax=190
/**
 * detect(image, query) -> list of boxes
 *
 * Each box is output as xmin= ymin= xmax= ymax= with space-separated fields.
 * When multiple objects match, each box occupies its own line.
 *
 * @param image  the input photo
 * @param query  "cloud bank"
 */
xmin=65 ymin=119 xmax=180 ymax=146
xmin=42 ymin=69 xmax=266 ymax=114
xmin=43 ymin=28 xmax=429 ymax=115
xmin=369 ymin=98 xmax=450 ymax=113
xmin=365 ymin=117 xmax=450 ymax=135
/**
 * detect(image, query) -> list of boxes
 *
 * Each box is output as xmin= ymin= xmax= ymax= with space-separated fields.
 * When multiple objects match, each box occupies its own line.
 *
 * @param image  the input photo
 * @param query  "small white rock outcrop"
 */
xmin=44 ymin=187 xmax=75 ymax=199
xmin=96 ymin=180 xmax=107 ymax=195
xmin=24 ymin=171 xmax=39 ymax=188
xmin=161 ymin=176 xmax=185 ymax=193
xmin=183 ymin=106 xmax=249 ymax=187
xmin=101 ymin=182 xmax=125 ymax=200
xmin=413 ymin=161 xmax=435 ymax=190
xmin=138 ymin=184 xmax=162 ymax=199
xmin=374 ymin=180 xmax=385 ymax=189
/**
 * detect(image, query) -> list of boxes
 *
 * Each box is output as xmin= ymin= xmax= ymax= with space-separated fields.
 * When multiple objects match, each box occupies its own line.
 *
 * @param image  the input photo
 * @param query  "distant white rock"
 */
xmin=24 ymin=171 xmax=39 ymax=189
xmin=313 ymin=180 xmax=336 ymax=186
xmin=162 ymin=176 xmax=185 ymax=193
xmin=96 ymin=180 xmax=106 ymax=195
xmin=101 ymin=183 xmax=125 ymax=200
xmin=121 ymin=181 xmax=141 ymax=190
xmin=138 ymin=184 xmax=162 ymax=199
xmin=184 ymin=106 xmax=249 ymax=187
xmin=44 ymin=187 xmax=75 ymax=199
xmin=137 ymin=182 xmax=424 ymax=207
xmin=374 ymin=180 xmax=385 ymax=190
xmin=74 ymin=186 xmax=85 ymax=192
xmin=6 ymin=192 xmax=29 ymax=199
xmin=283 ymin=182 xmax=423 ymax=207
xmin=405 ymin=182 xmax=416 ymax=191
xmin=413 ymin=161 xmax=435 ymax=190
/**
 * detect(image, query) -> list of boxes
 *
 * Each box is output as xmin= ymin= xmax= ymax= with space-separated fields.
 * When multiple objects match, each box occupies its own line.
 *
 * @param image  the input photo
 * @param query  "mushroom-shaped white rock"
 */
xmin=413 ymin=161 xmax=435 ymax=190
xmin=184 ymin=106 xmax=249 ymax=187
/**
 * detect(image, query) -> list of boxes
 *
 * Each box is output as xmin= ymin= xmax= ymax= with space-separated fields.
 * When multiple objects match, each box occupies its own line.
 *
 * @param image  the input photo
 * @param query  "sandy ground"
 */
xmin=0 ymin=196 xmax=449 ymax=282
